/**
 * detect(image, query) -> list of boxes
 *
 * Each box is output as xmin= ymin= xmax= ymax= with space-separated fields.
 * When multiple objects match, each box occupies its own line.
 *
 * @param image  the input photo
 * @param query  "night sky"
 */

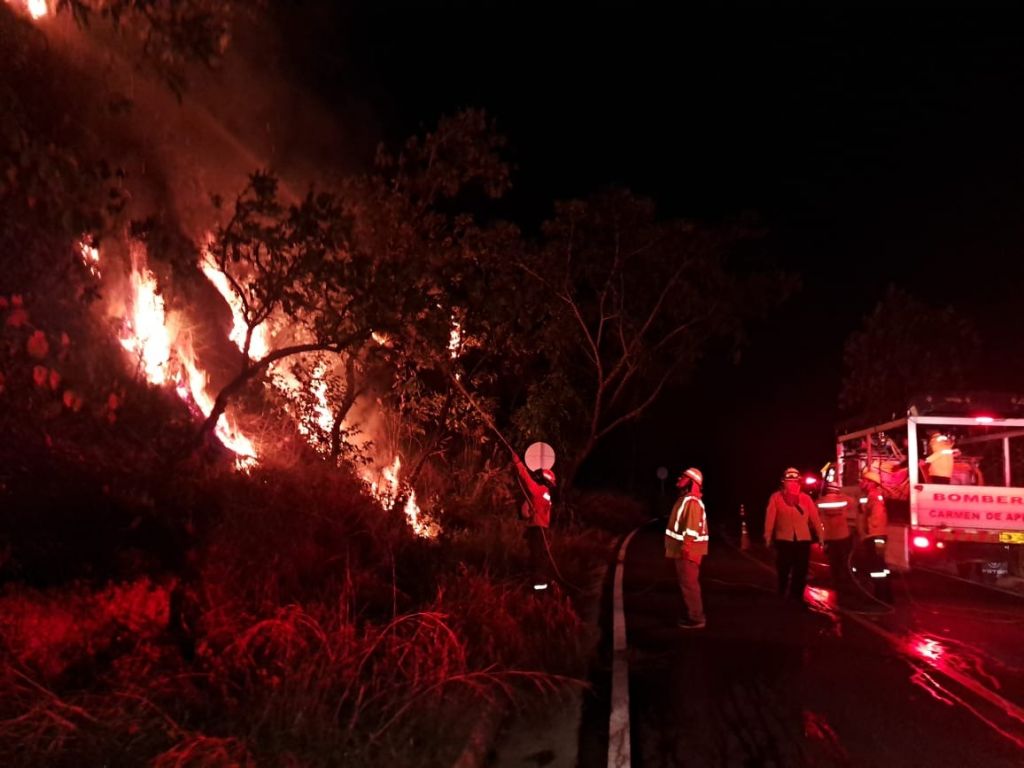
xmin=277 ymin=6 xmax=1024 ymax=514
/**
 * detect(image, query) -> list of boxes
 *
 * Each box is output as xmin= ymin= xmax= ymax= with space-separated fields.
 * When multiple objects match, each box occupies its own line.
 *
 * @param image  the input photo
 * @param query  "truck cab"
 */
xmin=835 ymin=393 xmax=1024 ymax=582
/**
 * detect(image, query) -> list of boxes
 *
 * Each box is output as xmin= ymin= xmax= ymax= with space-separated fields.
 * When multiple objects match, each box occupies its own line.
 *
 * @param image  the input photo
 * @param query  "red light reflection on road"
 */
xmin=805 ymin=585 xmax=837 ymax=610
xmin=905 ymin=633 xmax=1001 ymax=689
xmin=912 ymin=636 xmax=944 ymax=663
xmin=802 ymin=710 xmax=850 ymax=762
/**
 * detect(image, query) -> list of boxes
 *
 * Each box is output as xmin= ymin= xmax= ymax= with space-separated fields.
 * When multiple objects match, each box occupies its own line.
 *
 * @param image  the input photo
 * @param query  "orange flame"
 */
xmin=79 ymin=240 xmax=101 ymax=278
xmin=363 ymin=456 xmax=439 ymax=539
xmin=119 ymin=262 xmax=173 ymax=386
xmin=112 ymin=244 xmax=257 ymax=470
xmin=200 ymin=251 xmax=269 ymax=360
xmin=104 ymin=239 xmax=438 ymax=531
xmin=305 ymin=362 xmax=335 ymax=436
xmin=449 ymin=319 xmax=462 ymax=358
xmin=5 ymin=0 xmax=48 ymax=20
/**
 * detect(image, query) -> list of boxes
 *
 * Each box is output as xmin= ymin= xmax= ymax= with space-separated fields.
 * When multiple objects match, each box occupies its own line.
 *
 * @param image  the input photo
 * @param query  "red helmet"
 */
xmin=541 ymin=469 xmax=556 ymax=484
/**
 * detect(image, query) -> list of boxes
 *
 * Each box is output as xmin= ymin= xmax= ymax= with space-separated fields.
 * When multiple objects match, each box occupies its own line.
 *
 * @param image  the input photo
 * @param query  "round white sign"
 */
xmin=656 ymin=466 xmax=668 ymax=480
xmin=524 ymin=442 xmax=556 ymax=471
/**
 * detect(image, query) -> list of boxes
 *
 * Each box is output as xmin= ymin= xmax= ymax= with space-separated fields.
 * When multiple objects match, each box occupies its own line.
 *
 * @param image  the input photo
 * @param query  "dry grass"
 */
xmin=0 ymin=570 xmax=589 ymax=766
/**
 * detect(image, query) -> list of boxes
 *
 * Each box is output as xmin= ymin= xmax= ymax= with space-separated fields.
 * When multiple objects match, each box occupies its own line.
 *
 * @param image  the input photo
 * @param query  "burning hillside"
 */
xmin=0 ymin=4 xmax=650 ymax=766
xmin=3 ymin=0 xmax=444 ymax=536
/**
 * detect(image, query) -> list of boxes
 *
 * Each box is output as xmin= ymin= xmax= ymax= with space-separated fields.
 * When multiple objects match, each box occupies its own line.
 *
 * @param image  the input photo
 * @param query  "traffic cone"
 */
xmin=739 ymin=504 xmax=751 ymax=550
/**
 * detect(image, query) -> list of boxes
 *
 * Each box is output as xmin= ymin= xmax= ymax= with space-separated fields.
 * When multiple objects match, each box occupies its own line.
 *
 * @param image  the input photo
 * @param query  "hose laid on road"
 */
xmin=841 ymin=539 xmax=896 ymax=615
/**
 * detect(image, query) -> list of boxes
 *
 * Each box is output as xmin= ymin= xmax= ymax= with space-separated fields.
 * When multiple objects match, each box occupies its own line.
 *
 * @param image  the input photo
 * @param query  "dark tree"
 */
xmin=513 ymin=189 xmax=791 ymax=485
xmin=839 ymin=285 xmax=981 ymax=421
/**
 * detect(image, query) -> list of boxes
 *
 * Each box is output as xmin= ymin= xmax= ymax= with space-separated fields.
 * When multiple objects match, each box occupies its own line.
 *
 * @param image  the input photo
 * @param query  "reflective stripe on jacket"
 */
xmin=816 ymin=492 xmax=856 ymax=541
xmin=665 ymin=495 xmax=709 ymax=561
xmin=860 ymin=494 xmax=888 ymax=538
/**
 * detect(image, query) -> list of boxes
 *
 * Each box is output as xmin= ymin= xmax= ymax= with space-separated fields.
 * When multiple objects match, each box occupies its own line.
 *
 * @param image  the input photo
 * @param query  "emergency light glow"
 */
xmin=912 ymin=535 xmax=931 ymax=549
xmin=804 ymin=476 xmax=817 ymax=485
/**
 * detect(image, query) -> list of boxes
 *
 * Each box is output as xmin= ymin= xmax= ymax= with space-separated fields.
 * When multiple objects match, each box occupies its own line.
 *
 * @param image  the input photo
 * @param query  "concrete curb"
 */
xmin=451 ymin=699 xmax=505 ymax=768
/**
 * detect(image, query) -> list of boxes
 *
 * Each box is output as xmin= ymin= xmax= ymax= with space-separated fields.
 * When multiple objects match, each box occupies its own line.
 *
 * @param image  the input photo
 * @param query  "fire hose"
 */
xmin=448 ymin=373 xmax=516 ymax=456
xmin=449 ymin=373 xmax=584 ymax=593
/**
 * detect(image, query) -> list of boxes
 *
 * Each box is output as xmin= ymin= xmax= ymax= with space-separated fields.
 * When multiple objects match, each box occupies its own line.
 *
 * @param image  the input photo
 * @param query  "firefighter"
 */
xmin=664 ymin=467 xmax=708 ymax=629
xmin=512 ymin=453 xmax=555 ymax=592
xmin=816 ymin=481 xmax=857 ymax=592
xmin=858 ymin=470 xmax=893 ymax=602
xmin=764 ymin=467 xmax=826 ymax=607
xmin=921 ymin=432 xmax=955 ymax=484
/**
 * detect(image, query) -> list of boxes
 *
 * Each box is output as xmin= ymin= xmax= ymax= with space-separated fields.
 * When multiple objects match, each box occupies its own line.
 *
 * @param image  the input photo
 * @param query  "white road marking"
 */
xmin=608 ymin=526 xmax=642 ymax=768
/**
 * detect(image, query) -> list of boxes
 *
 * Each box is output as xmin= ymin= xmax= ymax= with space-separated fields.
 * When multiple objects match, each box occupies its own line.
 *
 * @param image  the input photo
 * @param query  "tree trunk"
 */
xmin=193 ymin=333 xmax=370 ymax=450
xmin=405 ymin=385 xmax=454 ymax=488
xmin=330 ymin=356 xmax=362 ymax=459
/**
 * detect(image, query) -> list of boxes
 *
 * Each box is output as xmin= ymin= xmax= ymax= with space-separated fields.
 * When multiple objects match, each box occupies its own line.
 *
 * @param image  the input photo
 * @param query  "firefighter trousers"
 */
xmin=774 ymin=540 xmax=811 ymax=601
xmin=861 ymin=535 xmax=892 ymax=602
xmin=674 ymin=556 xmax=705 ymax=624
xmin=825 ymin=536 xmax=854 ymax=591
xmin=525 ymin=526 xmax=550 ymax=589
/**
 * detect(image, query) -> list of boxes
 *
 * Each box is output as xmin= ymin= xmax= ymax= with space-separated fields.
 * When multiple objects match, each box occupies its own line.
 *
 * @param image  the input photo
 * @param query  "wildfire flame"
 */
xmin=119 ymin=263 xmax=173 ymax=386
xmin=79 ymin=240 xmax=101 ymax=278
xmin=195 ymin=242 xmax=439 ymax=537
xmin=200 ymin=251 xmax=269 ymax=360
xmin=109 ymin=244 xmax=257 ymax=470
xmin=89 ymin=238 xmax=438 ymax=533
xmin=306 ymin=362 xmax=335 ymax=435
xmin=365 ymin=456 xmax=439 ymax=539
xmin=449 ymin=320 xmax=462 ymax=358
xmin=5 ymin=0 xmax=48 ymax=20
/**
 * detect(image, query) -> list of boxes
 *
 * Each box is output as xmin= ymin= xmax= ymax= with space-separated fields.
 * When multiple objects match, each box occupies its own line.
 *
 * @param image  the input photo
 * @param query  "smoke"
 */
xmin=29 ymin=5 xmax=350 ymax=236
xmin=7 ymin=2 xmax=362 ymax=417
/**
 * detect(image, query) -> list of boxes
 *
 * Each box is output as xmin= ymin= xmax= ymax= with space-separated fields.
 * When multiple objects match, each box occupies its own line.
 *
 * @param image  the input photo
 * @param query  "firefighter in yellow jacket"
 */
xmin=816 ymin=482 xmax=857 ymax=592
xmin=858 ymin=470 xmax=893 ymax=602
xmin=664 ymin=467 xmax=708 ymax=629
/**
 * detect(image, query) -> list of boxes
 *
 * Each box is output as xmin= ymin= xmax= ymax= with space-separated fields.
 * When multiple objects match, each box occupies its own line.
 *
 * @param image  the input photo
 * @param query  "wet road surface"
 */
xmin=596 ymin=522 xmax=1024 ymax=768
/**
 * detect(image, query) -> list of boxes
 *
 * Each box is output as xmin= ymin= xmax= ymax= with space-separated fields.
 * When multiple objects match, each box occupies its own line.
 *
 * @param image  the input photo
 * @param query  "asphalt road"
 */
xmin=583 ymin=522 xmax=1024 ymax=768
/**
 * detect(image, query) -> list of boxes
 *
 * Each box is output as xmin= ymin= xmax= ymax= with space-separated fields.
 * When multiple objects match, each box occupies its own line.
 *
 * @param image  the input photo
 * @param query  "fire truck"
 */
xmin=834 ymin=393 xmax=1024 ymax=580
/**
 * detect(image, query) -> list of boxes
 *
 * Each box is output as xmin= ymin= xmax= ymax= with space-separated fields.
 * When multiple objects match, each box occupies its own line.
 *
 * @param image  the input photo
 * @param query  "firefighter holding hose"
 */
xmin=447 ymin=374 xmax=563 ymax=593
xmin=512 ymin=452 xmax=556 ymax=592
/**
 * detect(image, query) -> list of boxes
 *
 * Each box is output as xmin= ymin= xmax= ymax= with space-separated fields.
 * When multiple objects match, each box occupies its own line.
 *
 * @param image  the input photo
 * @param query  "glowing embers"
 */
xmin=79 ymin=240 xmax=101 ymax=278
xmin=449 ymin=319 xmax=462 ymax=358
